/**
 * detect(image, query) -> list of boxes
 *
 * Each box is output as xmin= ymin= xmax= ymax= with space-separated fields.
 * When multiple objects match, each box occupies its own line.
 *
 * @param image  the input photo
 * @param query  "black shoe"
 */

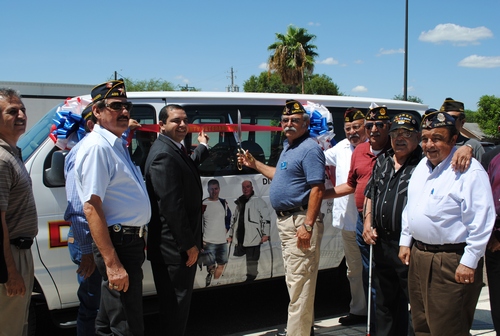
xmin=338 ymin=313 xmax=367 ymax=326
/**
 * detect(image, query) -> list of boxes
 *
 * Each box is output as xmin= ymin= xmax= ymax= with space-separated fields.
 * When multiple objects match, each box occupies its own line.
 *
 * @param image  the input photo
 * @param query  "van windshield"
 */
xmin=18 ymin=103 xmax=61 ymax=162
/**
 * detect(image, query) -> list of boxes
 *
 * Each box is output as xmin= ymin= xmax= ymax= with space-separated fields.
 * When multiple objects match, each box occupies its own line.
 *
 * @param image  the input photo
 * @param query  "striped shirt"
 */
xmin=365 ymin=146 xmax=422 ymax=235
xmin=0 ymin=139 xmax=37 ymax=239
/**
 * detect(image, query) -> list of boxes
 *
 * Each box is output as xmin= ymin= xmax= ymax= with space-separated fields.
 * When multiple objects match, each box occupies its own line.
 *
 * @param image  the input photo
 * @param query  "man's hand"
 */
xmin=455 ymin=263 xmax=475 ymax=284
xmin=488 ymin=234 xmax=500 ymax=252
xmin=296 ymin=225 xmax=312 ymax=249
xmin=5 ymin=268 xmax=26 ymax=297
xmin=362 ymin=226 xmax=377 ymax=245
xmin=451 ymin=145 xmax=473 ymax=173
xmin=399 ymin=246 xmax=411 ymax=266
xmin=186 ymin=246 xmax=199 ymax=267
xmin=237 ymin=150 xmax=256 ymax=170
xmin=77 ymin=253 xmax=97 ymax=280
xmin=261 ymin=235 xmax=269 ymax=243
xmin=128 ymin=119 xmax=141 ymax=130
xmin=227 ymin=236 xmax=233 ymax=243
xmin=107 ymin=264 xmax=129 ymax=292
xmin=197 ymin=130 xmax=209 ymax=145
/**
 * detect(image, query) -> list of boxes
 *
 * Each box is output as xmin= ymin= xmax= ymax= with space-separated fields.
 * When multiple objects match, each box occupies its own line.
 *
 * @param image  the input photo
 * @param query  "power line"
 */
xmin=226 ymin=67 xmax=239 ymax=92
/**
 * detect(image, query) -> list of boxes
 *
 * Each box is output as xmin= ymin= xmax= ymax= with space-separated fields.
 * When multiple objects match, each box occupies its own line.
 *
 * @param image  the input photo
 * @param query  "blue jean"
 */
xmin=356 ymin=212 xmax=376 ymax=333
xmin=68 ymin=228 xmax=102 ymax=336
xmin=203 ymin=242 xmax=228 ymax=266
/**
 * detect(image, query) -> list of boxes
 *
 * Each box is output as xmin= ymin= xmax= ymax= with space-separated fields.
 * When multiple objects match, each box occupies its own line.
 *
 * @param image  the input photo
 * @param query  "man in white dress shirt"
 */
xmin=399 ymin=111 xmax=495 ymax=336
xmin=324 ymin=107 xmax=368 ymax=326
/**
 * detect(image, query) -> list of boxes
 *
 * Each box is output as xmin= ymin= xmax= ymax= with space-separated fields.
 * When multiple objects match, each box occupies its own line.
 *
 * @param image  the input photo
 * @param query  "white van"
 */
xmin=19 ymin=91 xmax=427 ymax=329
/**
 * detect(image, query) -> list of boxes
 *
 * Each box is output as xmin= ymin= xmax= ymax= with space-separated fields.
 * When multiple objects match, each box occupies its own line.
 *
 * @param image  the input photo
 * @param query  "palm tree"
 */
xmin=267 ymin=25 xmax=318 ymax=94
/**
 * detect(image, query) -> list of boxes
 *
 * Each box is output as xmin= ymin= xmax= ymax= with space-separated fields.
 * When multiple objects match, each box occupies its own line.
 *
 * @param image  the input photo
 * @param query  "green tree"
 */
xmin=464 ymin=109 xmax=477 ymax=123
xmin=393 ymin=94 xmax=423 ymax=104
xmin=476 ymin=95 xmax=500 ymax=137
xmin=120 ymin=77 xmax=176 ymax=91
xmin=267 ymin=25 xmax=318 ymax=94
xmin=244 ymin=72 xmax=341 ymax=96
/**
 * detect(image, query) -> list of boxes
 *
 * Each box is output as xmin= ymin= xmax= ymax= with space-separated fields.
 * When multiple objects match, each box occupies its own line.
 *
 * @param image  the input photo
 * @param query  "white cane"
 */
xmin=366 ymin=236 xmax=373 ymax=336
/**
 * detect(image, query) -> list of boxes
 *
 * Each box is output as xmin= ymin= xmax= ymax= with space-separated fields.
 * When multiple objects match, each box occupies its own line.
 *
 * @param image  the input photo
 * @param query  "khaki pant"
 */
xmin=0 ymin=246 xmax=34 ymax=336
xmin=277 ymin=211 xmax=324 ymax=336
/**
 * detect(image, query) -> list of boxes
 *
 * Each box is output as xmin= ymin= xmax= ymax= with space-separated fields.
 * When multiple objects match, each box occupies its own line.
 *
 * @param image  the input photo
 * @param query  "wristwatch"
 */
xmin=303 ymin=224 xmax=313 ymax=232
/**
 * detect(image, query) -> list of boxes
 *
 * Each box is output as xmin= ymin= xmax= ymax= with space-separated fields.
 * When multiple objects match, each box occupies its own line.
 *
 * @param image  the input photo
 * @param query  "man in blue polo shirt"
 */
xmin=239 ymin=99 xmax=325 ymax=336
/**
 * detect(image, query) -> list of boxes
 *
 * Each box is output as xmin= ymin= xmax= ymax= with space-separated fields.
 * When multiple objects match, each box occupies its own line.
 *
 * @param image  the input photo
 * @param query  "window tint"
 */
xmin=129 ymin=104 xmax=157 ymax=174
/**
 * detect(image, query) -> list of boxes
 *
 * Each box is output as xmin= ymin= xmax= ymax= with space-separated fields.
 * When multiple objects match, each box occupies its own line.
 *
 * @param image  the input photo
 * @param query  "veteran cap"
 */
xmin=389 ymin=113 xmax=420 ymax=132
xmin=366 ymin=103 xmax=390 ymax=121
xmin=81 ymin=102 xmax=94 ymax=120
xmin=421 ymin=111 xmax=456 ymax=130
xmin=344 ymin=107 xmax=365 ymax=122
xmin=91 ymin=78 xmax=127 ymax=103
xmin=283 ymin=99 xmax=306 ymax=115
xmin=439 ymin=97 xmax=464 ymax=113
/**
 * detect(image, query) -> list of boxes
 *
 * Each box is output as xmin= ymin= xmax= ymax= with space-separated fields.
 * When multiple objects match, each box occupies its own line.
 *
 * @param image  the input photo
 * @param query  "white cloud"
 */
xmin=377 ymin=48 xmax=404 ymax=56
xmin=354 ymin=60 xmax=364 ymax=64
xmin=317 ymin=57 xmax=338 ymax=65
xmin=352 ymin=86 xmax=368 ymax=93
xmin=458 ymin=55 xmax=500 ymax=68
xmin=419 ymin=23 xmax=493 ymax=45
xmin=258 ymin=62 xmax=268 ymax=70
xmin=175 ymin=75 xmax=189 ymax=84
xmin=308 ymin=22 xmax=320 ymax=26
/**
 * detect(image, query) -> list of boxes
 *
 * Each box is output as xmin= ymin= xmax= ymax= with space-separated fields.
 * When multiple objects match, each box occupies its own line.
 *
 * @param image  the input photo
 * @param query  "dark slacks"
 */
xmin=373 ymin=235 xmax=413 ymax=336
xmin=244 ymin=245 xmax=261 ymax=280
xmin=486 ymin=248 xmax=500 ymax=333
xmin=151 ymin=261 xmax=197 ymax=336
xmin=408 ymin=245 xmax=483 ymax=336
xmin=93 ymin=235 xmax=145 ymax=336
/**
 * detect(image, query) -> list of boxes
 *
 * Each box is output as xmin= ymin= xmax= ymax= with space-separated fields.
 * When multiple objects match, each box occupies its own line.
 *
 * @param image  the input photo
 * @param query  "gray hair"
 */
xmin=0 ymin=88 xmax=22 ymax=113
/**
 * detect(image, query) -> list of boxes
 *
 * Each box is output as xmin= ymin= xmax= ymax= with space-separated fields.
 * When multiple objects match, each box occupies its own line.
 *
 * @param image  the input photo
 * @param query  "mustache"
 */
xmin=118 ymin=116 xmax=130 ymax=121
xmin=284 ymin=126 xmax=297 ymax=132
xmin=369 ymin=131 xmax=381 ymax=137
xmin=348 ymin=134 xmax=360 ymax=140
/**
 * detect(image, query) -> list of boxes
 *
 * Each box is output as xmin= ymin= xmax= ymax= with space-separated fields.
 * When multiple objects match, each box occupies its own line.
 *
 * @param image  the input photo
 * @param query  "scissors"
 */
xmin=228 ymin=110 xmax=246 ymax=170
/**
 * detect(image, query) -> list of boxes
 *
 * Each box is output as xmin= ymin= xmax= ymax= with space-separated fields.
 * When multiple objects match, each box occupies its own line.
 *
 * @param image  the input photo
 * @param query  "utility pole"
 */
xmin=403 ymin=0 xmax=408 ymax=101
xmin=226 ymin=67 xmax=239 ymax=92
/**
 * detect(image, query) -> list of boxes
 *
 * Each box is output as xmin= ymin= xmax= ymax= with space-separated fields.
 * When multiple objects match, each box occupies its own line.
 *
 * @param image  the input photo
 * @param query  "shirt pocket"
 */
xmin=424 ymin=194 xmax=460 ymax=221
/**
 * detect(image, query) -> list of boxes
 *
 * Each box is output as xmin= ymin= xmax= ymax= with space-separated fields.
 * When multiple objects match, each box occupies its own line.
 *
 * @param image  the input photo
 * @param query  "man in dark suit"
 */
xmin=145 ymin=104 xmax=209 ymax=336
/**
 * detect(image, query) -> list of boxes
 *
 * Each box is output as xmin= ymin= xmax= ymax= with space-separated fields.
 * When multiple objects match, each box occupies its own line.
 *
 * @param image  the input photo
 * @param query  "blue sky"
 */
xmin=2 ymin=0 xmax=499 ymax=110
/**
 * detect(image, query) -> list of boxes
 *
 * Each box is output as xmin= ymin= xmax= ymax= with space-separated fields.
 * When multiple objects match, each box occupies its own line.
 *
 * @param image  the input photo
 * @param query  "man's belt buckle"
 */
xmin=113 ymin=224 xmax=122 ymax=233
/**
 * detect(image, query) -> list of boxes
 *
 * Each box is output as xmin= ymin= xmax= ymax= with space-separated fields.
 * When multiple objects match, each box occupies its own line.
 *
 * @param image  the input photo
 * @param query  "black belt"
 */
xmin=109 ymin=224 xmax=143 ymax=236
xmin=414 ymin=240 xmax=466 ymax=252
xmin=276 ymin=204 xmax=308 ymax=217
xmin=10 ymin=237 xmax=34 ymax=249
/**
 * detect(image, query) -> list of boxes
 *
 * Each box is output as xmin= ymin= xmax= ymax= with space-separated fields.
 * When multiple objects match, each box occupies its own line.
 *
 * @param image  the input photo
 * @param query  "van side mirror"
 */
xmin=44 ymin=150 xmax=68 ymax=187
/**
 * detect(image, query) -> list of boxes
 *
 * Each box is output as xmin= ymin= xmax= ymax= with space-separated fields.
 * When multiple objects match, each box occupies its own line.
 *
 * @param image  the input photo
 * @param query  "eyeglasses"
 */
xmin=365 ymin=121 xmax=387 ymax=129
xmin=281 ymin=117 xmax=302 ymax=124
xmin=449 ymin=113 xmax=464 ymax=121
xmin=105 ymin=101 xmax=133 ymax=112
xmin=389 ymin=130 xmax=414 ymax=138
xmin=344 ymin=124 xmax=363 ymax=132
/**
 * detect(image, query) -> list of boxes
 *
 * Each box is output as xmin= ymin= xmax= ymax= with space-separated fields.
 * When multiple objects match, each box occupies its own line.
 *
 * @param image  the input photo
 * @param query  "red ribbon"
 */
xmin=127 ymin=124 xmax=282 ymax=146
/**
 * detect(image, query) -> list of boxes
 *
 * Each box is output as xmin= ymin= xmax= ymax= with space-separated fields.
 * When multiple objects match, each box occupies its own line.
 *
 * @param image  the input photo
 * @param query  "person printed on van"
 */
xmin=201 ymin=179 xmax=232 ymax=287
xmin=228 ymin=180 xmax=270 ymax=283
xmin=74 ymin=79 xmax=151 ymax=336
xmin=144 ymin=104 xmax=209 ymax=336
xmin=64 ymin=102 xmax=140 ymax=336
xmin=0 ymin=88 xmax=38 ymax=336
xmin=238 ymin=100 xmax=325 ymax=336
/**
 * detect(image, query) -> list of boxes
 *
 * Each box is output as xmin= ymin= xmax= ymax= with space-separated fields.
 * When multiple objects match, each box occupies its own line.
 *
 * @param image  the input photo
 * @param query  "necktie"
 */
xmin=181 ymin=144 xmax=188 ymax=156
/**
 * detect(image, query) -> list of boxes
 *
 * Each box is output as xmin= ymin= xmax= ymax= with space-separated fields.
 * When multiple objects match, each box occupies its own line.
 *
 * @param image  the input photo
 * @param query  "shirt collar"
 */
xmin=93 ymin=124 xmax=127 ymax=148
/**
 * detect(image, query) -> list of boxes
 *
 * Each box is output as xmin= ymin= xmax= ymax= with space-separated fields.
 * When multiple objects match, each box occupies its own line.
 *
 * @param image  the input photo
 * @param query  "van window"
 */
xmin=184 ymin=105 xmax=285 ymax=176
xmin=129 ymin=104 xmax=157 ymax=174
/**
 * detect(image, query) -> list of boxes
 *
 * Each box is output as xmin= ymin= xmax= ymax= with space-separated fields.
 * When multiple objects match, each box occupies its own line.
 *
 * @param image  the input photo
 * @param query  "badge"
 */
xmin=280 ymin=162 xmax=288 ymax=170
xmin=113 ymin=224 xmax=122 ymax=232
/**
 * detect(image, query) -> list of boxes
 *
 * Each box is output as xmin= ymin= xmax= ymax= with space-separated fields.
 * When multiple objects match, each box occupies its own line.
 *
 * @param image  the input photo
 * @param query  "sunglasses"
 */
xmin=365 ymin=121 xmax=387 ymax=129
xmin=389 ymin=130 xmax=414 ymax=138
xmin=344 ymin=124 xmax=363 ymax=132
xmin=449 ymin=113 xmax=465 ymax=121
xmin=105 ymin=101 xmax=133 ymax=112
xmin=281 ymin=117 xmax=302 ymax=124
